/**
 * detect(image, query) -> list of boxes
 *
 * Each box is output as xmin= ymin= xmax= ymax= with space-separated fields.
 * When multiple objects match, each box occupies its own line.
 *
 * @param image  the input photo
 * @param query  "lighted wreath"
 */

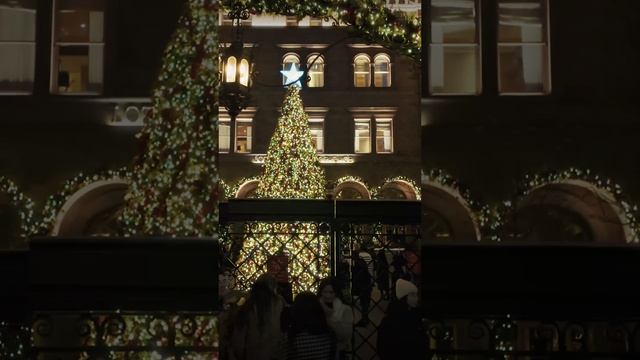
xmin=220 ymin=0 xmax=421 ymax=60
xmin=0 ymin=177 xmax=38 ymax=240
xmin=38 ymin=168 xmax=131 ymax=236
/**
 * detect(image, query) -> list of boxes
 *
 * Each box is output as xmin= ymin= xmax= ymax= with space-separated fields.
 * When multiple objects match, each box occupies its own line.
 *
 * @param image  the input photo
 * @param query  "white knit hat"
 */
xmin=395 ymin=279 xmax=418 ymax=300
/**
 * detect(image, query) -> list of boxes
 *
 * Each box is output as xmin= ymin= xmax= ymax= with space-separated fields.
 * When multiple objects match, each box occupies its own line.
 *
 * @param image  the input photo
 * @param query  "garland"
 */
xmin=374 ymin=175 xmax=422 ymax=200
xmin=228 ymin=176 xmax=261 ymax=198
xmin=0 ymin=177 xmax=37 ymax=240
xmin=220 ymin=0 xmax=421 ymax=60
xmin=38 ymin=168 xmax=131 ymax=236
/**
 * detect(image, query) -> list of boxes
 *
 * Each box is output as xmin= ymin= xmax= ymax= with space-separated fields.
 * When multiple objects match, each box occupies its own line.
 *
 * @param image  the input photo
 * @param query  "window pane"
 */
xmin=309 ymin=121 xmax=324 ymax=153
xmin=56 ymin=0 xmax=105 ymax=43
xmin=499 ymin=44 xmax=548 ymax=93
xmin=219 ymin=122 xmax=230 ymax=153
xmin=431 ymin=0 xmax=477 ymax=44
xmin=374 ymin=57 xmax=391 ymax=87
xmin=499 ymin=0 xmax=545 ymax=43
xmin=354 ymin=57 xmax=371 ymax=87
xmin=376 ymin=120 xmax=393 ymax=153
xmin=236 ymin=122 xmax=252 ymax=153
xmin=429 ymin=45 xmax=480 ymax=94
xmin=0 ymin=1 xmax=36 ymax=92
xmin=307 ymin=56 xmax=324 ymax=88
xmin=354 ymin=121 xmax=370 ymax=153
xmin=282 ymin=55 xmax=300 ymax=85
xmin=56 ymin=44 xmax=104 ymax=93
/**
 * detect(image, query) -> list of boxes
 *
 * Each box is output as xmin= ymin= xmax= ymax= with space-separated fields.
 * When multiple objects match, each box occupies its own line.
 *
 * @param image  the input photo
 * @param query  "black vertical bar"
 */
xmin=482 ymin=0 xmax=499 ymax=96
xmin=34 ymin=0 xmax=53 ymax=97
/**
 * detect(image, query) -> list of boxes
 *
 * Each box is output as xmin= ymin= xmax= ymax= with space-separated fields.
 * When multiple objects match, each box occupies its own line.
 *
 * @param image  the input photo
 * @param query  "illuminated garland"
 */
xmin=422 ymin=169 xmax=488 ymax=240
xmin=373 ymin=175 xmax=422 ymax=200
xmin=514 ymin=168 xmax=640 ymax=243
xmin=0 ymin=322 xmax=29 ymax=359
xmin=220 ymin=0 xmax=421 ymax=60
xmin=120 ymin=0 xmax=220 ymax=237
xmin=38 ymin=168 xmax=131 ymax=236
xmin=219 ymin=179 xmax=231 ymax=200
xmin=0 ymin=177 xmax=37 ymax=239
xmin=228 ymin=176 xmax=261 ymax=198
xmin=334 ymin=175 xmax=370 ymax=198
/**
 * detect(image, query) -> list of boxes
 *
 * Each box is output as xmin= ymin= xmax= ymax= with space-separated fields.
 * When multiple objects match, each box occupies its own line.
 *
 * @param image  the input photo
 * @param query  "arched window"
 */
xmin=373 ymin=54 xmax=391 ymax=87
xmin=307 ymin=54 xmax=324 ymax=87
xmin=282 ymin=53 xmax=300 ymax=85
xmin=225 ymin=56 xmax=237 ymax=83
xmin=353 ymin=54 xmax=371 ymax=87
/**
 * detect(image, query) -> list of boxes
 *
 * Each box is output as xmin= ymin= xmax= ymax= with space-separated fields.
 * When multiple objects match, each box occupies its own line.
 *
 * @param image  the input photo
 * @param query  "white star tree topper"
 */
xmin=280 ymin=63 xmax=304 ymax=87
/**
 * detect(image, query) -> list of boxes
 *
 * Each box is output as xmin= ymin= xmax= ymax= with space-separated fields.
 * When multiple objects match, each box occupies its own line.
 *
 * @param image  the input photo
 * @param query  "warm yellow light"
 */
xmin=239 ymin=59 xmax=249 ymax=86
xmin=225 ymin=56 xmax=237 ymax=83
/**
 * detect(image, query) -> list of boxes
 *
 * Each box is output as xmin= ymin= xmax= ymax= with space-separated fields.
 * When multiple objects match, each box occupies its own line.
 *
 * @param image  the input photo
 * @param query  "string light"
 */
xmin=0 ymin=177 xmax=38 ymax=240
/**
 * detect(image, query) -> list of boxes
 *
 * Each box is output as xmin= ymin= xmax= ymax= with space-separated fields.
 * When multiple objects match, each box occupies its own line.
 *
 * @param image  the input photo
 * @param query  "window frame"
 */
xmin=497 ymin=0 xmax=552 ymax=95
xmin=373 ymin=53 xmax=392 ymax=88
xmin=234 ymin=118 xmax=253 ymax=154
xmin=0 ymin=1 xmax=37 ymax=95
xmin=354 ymin=117 xmax=372 ymax=154
xmin=50 ymin=0 xmax=106 ymax=95
xmin=353 ymin=54 xmax=372 ymax=88
xmin=306 ymin=53 xmax=325 ymax=88
xmin=375 ymin=117 xmax=394 ymax=154
xmin=282 ymin=52 xmax=301 ymax=86
xmin=219 ymin=118 xmax=231 ymax=153
xmin=428 ymin=0 xmax=482 ymax=96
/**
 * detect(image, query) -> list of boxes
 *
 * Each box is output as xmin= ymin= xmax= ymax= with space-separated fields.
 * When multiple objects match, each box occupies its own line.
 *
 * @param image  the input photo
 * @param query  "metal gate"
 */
xmin=219 ymin=199 xmax=421 ymax=360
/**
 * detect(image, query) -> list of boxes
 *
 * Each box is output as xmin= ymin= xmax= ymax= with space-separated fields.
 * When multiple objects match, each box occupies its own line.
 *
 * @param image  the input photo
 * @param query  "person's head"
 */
xmin=395 ymin=279 xmax=419 ymax=308
xmin=290 ymin=292 xmax=330 ymax=335
xmin=317 ymin=277 xmax=341 ymax=304
xmin=237 ymin=274 xmax=279 ymax=331
xmin=255 ymin=273 xmax=278 ymax=294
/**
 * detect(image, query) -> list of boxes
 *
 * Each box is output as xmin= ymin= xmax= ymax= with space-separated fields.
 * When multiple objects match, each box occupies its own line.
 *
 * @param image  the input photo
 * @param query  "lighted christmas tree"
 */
xmin=256 ymin=86 xmax=326 ymax=198
xmin=233 ymin=87 xmax=329 ymax=294
xmin=120 ymin=0 xmax=220 ymax=236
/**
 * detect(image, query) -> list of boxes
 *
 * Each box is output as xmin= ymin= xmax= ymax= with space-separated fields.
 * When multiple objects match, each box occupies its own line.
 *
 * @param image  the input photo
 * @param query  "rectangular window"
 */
xmin=52 ymin=0 xmax=105 ymax=94
xmin=376 ymin=118 xmax=393 ymax=153
xmin=309 ymin=119 xmax=324 ymax=153
xmin=219 ymin=120 xmax=230 ymax=153
xmin=354 ymin=119 xmax=371 ymax=154
xmin=309 ymin=17 xmax=322 ymax=27
xmin=286 ymin=16 xmax=298 ymax=26
xmin=429 ymin=0 xmax=481 ymax=94
xmin=498 ymin=0 xmax=550 ymax=94
xmin=0 ymin=0 xmax=37 ymax=93
xmin=235 ymin=120 xmax=252 ymax=153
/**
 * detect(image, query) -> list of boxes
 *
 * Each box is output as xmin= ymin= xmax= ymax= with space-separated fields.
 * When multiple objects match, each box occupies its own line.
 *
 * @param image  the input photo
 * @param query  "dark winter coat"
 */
xmin=376 ymin=300 xmax=426 ymax=360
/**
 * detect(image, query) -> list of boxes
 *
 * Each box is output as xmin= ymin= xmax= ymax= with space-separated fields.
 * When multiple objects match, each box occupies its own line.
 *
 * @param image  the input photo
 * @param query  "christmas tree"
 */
xmin=120 ymin=0 xmax=220 ymax=236
xmin=256 ymin=86 xmax=326 ymax=198
xmin=235 ymin=87 xmax=329 ymax=294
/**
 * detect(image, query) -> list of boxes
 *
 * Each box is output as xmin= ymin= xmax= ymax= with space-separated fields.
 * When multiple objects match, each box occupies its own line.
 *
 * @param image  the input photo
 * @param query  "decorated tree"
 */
xmin=120 ymin=0 xmax=220 ymax=236
xmin=235 ymin=87 xmax=329 ymax=294
xmin=256 ymin=86 xmax=326 ymax=198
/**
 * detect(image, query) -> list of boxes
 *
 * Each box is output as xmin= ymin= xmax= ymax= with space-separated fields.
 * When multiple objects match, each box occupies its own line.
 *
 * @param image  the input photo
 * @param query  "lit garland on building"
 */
xmin=229 ymin=176 xmax=261 ymax=198
xmin=0 ymin=322 xmax=29 ymax=359
xmin=234 ymin=86 xmax=329 ymax=293
xmin=373 ymin=175 xmax=422 ymax=200
xmin=334 ymin=175 xmax=371 ymax=199
xmin=120 ymin=0 xmax=220 ymax=237
xmin=514 ymin=168 xmax=640 ymax=243
xmin=37 ymin=168 xmax=131 ymax=236
xmin=0 ymin=176 xmax=38 ymax=240
xmin=220 ymin=0 xmax=421 ymax=61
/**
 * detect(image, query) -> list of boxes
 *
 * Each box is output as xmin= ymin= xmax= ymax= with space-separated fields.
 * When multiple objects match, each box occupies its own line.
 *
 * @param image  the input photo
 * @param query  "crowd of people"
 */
xmin=218 ymin=266 xmax=425 ymax=359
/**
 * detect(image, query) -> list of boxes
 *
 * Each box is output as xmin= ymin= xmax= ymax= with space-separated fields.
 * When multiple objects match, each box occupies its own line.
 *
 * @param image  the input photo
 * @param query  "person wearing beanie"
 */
xmin=377 ymin=279 xmax=426 ymax=359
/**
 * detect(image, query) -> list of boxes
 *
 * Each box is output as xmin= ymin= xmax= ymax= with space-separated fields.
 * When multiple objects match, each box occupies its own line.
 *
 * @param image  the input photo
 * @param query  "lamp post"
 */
xmin=219 ymin=6 xmax=253 ymax=122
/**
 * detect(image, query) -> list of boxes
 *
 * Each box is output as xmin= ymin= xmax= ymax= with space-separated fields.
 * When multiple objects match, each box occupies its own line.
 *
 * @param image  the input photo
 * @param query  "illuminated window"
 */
xmin=235 ymin=119 xmax=252 ymax=153
xmin=429 ymin=0 xmax=481 ymax=94
xmin=354 ymin=119 xmax=371 ymax=153
xmin=307 ymin=54 xmax=324 ymax=88
xmin=498 ymin=0 xmax=550 ymax=94
xmin=353 ymin=54 xmax=371 ymax=88
xmin=373 ymin=54 xmax=391 ymax=87
xmin=219 ymin=119 xmax=230 ymax=153
xmin=309 ymin=17 xmax=322 ymax=27
xmin=286 ymin=16 xmax=298 ymax=26
xmin=282 ymin=53 xmax=300 ymax=85
xmin=376 ymin=118 xmax=393 ymax=153
xmin=52 ymin=0 xmax=105 ymax=94
xmin=309 ymin=119 xmax=324 ymax=153
xmin=0 ymin=0 xmax=36 ymax=93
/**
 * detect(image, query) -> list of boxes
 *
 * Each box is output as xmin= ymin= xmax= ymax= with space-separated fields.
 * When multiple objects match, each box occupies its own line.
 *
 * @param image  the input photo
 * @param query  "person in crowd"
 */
xmin=219 ymin=290 xmax=246 ymax=360
xmin=352 ymin=246 xmax=373 ymax=327
xmin=377 ymin=279 xmax=426 ymax=359
xmin=317 ymin=277 xmax=353 ymax=359
xmin=403 ymin=240 xmax=422 ymax=284
xmin=375 ymin=248 xmax=390 ymax=300
xmin=229 ymin=274 xmax=285 ymax=360
xmin=276 ymin=292 xmax=338 ymax=360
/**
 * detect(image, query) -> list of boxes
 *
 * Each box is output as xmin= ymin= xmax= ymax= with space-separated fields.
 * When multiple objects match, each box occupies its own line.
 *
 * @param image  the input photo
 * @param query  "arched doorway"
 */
xmin=334 ymin=180 xmax=371 ymax=200
xmin=422 ymin=182 xmax=480 ymax=242
xmin=52 ymin=180 xmax=128 ymax=236
xmin=504 ymin=180 xmax=631 ymax=243
xmin=379 ymin=180 xmax=419 ymax=200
